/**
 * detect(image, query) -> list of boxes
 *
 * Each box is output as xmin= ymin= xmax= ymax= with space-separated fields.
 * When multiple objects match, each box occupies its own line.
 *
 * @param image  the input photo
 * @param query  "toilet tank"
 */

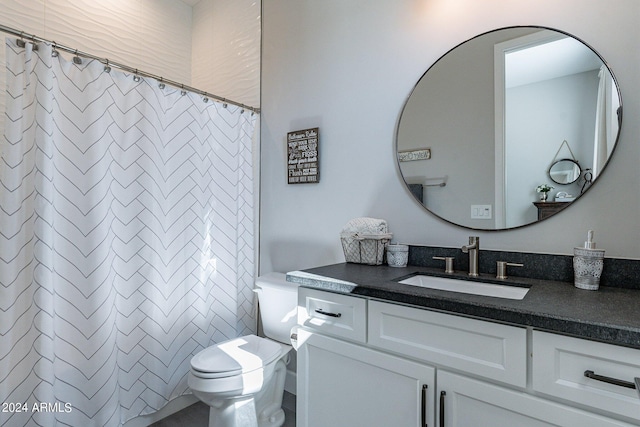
xmin=255 ymin=272 xmax=300 ymax=344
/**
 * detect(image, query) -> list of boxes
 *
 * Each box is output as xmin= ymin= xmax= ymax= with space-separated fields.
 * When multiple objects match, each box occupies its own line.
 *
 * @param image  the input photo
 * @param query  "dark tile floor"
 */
xmin=149 ymin=401 xmax=209 ymax=427
xmin=150 ymin=394 xmax=296 ymax=427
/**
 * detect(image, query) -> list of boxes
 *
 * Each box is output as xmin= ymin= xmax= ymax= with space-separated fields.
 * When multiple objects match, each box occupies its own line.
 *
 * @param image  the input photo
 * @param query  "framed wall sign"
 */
xmin=398 ymin=148 xmax=431 ymax=162
xmin=287 ymin=127 xmax=319 ymax=184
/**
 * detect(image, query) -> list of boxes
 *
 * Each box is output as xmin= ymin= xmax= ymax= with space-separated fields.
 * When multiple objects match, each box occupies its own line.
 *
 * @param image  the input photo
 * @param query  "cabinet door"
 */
xmin=437 ymin=371 xmax=634 ymax=427
xmin=297 ymin=329 xmax=435 ymax=427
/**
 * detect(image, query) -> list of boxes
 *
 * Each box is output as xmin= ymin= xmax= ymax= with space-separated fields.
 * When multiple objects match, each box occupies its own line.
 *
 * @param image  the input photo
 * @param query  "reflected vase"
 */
xmin=539 ymin=192 xmax=548 ymax=202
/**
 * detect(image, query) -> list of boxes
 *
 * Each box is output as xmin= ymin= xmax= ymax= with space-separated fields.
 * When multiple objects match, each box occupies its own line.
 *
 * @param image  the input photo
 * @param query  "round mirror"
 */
xmin=548 ymin=159 xmax=581 ymax=185
xmin=396 ymin=26 xmax=622 ymax=230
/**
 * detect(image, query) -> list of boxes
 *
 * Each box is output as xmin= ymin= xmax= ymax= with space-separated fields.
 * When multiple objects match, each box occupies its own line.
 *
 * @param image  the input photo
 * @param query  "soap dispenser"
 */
xmin=573 ymin=230 xmax=605 ymax=290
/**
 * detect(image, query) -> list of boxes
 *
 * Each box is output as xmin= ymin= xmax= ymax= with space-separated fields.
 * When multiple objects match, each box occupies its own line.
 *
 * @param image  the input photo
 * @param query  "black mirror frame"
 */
xmin=548 ymin=158 xmax=582 ymax=185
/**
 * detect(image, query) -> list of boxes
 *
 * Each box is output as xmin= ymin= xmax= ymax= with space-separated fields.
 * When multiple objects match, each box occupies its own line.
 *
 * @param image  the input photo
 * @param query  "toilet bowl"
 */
xmin=188 ymin=273 xmax=299 ymax=427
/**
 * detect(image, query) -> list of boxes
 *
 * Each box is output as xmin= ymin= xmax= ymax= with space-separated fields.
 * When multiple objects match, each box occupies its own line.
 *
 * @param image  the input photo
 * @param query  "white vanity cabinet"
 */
xmin=296 ymin=288 xmax=435 ymax=427
xmin=532 ymin=330 xmax=640 ymax=423
xmin=437 ymin=370 xmax=635 ymax=427
xmin=296 ymin=330 xmax=435 ymax=427
xmin=367 ymin=300 xmax=527 ymax=388
xmin=296 ymin=287 xmax=638 ymax=427
xmin=297 ymin=287 xmax=367 ymax=343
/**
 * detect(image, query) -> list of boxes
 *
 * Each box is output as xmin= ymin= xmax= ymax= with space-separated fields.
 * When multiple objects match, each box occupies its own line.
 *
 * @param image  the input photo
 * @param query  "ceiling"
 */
xmin=506 ymin=36 xmax=603 ymax=88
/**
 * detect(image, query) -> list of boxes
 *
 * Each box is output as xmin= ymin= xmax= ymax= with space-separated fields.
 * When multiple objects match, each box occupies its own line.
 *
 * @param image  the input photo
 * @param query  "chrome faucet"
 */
xmin=461 ymin=236 xmax=479 ymax=276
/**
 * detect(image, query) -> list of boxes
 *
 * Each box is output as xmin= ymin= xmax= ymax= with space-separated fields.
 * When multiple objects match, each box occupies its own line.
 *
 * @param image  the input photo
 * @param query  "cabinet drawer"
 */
xmin=298 ymin=287 xmax=367 ymax=343
xmin=368 ymin=300 xmax=527 ymax=387
xmin=438 ymin=370 xmax=636 ymax=427
xmin=532 ymin=331 xmax=640 ymax=423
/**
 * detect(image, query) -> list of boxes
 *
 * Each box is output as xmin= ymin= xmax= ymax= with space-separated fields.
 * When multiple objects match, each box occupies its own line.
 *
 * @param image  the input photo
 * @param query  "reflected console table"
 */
xmin=533 ymin=201 xmax=571 ymax=220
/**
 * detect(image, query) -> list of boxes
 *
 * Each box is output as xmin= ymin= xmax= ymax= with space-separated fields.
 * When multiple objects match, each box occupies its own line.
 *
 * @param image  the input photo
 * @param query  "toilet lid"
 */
xmin=190 ymin=335 xmax=282 ymax=379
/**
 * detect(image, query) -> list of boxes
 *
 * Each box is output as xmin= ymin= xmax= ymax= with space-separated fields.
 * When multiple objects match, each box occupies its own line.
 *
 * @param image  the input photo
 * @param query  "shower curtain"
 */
xmin=592 ymin=65 xmax=611 ymax=180
xmin=0 ymin=40 xmax=257 ymax=426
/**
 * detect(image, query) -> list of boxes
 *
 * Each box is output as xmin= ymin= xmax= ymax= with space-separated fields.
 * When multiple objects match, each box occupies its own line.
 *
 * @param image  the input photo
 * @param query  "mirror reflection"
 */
xmin=397 ymin=26 xmax=622 ymax=230
xmin=549 ymin=159 xmax=581 ymax=185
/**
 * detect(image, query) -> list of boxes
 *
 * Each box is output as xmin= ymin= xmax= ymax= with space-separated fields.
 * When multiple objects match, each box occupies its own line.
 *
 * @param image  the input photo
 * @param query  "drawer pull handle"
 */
xmin=421 ymin=384 xmax=428 ymax=427
xmin=315 ymin=308 xmax=342 ymax=318
xmin=439 ymin=391 xmax=446 ymax=427
xmin=584 ymin=370 xmax=637 ymax=389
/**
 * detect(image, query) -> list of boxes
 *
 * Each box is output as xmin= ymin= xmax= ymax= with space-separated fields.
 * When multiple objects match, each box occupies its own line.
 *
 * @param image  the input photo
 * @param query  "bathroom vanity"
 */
xmin=288 ymin=263 xmax=640 ymax=427
xmin=287 ymin=21 xmax=633 ymax=427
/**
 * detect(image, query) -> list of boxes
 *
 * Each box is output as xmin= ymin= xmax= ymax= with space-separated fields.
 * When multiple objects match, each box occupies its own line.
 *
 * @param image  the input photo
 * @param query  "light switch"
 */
xmin=471 ymin=204 xmax=492 ymax=219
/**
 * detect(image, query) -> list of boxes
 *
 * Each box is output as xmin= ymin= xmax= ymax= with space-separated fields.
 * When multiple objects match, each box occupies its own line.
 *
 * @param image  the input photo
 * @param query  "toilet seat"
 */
xmin=190 ymin=335 xmax=282 ymax=379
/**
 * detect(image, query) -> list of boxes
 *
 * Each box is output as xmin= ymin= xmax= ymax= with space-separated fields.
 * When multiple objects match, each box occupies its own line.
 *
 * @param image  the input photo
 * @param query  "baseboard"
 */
xmin=122 ymin=395 xmax=199 ymax=427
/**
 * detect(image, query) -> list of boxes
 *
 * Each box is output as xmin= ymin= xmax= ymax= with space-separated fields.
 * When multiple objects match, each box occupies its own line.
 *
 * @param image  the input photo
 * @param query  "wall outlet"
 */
xmin=471 ymin=205 xmax=492 ymax=219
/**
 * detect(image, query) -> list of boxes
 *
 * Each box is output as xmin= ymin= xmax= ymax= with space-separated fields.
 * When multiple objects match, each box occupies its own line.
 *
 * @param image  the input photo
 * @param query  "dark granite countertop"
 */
xmin=286 ymin=262 xmax=640 ymax=350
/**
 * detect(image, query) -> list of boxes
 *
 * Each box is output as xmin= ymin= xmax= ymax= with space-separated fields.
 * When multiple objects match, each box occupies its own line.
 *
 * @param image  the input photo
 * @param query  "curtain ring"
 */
xmin=73 ymin=49 xmax=82 ymax=64
xmin=16 ymin=31 xmax=26 ymax=48
xmin=103 ymin=59 xmax=111 ymax=73
xmin=51 ymin=41 xmax=59 ymax=57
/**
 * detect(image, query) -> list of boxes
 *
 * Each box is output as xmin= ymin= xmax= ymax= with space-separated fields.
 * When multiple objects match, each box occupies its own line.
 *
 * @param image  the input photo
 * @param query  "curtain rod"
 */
xmin=0 ymin=23 xmax=260 ymax=115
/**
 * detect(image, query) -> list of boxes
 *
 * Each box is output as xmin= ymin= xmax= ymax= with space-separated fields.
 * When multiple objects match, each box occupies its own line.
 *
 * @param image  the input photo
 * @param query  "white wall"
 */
xmin=506 ymin=70 xmax=599 ymax=227
xmin=260 ymin=0 xmax=640 ymax=275
xmin=0 ymin=0 xmax=261 ymax=123
xmin=0 ymin=0 xmax=193 ymax=81
xmin=0 ymin=0 xmax=193 ymax=152
xmin=191 ymin=0 xmax=261 ymax=107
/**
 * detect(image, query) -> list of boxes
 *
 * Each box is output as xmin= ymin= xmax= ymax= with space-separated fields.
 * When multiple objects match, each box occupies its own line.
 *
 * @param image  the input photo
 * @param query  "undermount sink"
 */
xmin=398 ymin=274 xmax=529 ymax=300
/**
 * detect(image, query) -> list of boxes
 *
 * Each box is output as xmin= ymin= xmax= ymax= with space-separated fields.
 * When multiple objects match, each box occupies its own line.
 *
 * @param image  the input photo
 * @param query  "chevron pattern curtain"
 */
xmin=0 ymin=40 xmax=257 ymax=426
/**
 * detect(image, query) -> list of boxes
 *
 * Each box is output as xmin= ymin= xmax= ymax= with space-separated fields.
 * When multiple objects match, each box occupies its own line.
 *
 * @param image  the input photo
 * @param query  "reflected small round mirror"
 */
xmin=548 ymin=159 xmax=581 ymax=185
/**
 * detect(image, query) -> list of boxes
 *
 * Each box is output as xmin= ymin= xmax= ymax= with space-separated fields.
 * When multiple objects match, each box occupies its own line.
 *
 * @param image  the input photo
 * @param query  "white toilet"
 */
xmin=188 ymin=272 xmax=299 ymax=427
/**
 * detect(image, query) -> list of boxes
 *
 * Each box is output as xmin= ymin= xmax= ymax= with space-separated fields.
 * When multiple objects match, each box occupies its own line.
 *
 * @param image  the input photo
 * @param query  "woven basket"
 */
xmin=340 ymin=218 xmax=392 ymax=265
